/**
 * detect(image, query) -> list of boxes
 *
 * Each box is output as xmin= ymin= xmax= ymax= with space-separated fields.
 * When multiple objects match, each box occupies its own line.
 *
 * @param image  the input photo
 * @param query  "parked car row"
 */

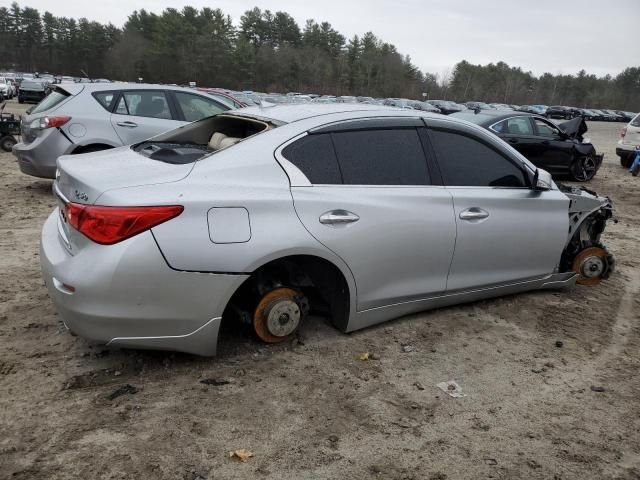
xmin=11 ymin=81 xmax=617 ymax=185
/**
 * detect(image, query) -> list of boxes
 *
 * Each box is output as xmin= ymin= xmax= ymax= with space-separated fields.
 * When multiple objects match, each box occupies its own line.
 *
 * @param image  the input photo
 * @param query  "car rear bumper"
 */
xmin=40 ymin=210 xmax=249 ymax=356
xmin=616 ymin=143 xmax=635 ymax=157
xmin=13 ymin=128 xmax=73 ymax=179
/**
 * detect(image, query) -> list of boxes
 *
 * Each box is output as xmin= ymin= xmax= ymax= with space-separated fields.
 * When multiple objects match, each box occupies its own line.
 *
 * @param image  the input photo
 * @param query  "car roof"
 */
xmin=231 ymin=103 xmax=409 ymax=124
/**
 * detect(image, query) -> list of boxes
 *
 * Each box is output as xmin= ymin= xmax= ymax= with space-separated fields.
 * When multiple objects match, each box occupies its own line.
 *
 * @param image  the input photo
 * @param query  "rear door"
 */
xmin=282 ymin=118 xmax=456 ymax=311
xmin=110 ymin=89 xmax=184 ymax=145
xmin=491 ymin=116 xmax=540 ymax=161
xmin=426 ymin=120 xmax=568 ymax=291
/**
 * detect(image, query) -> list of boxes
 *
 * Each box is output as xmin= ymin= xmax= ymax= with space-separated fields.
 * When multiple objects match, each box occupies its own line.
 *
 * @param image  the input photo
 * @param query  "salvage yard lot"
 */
xmin=0 ymin=101 xmax=639 ymax=479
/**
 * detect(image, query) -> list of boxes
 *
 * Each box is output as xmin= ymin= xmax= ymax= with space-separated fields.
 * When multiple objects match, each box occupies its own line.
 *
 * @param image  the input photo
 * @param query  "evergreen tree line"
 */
xmin=1 ymin=3 xmax=638 ymax=110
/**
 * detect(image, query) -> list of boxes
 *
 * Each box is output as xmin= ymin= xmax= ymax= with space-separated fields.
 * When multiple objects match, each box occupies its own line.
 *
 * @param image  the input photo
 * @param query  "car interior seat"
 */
xmin=208 ymin=132 xmax=241 ymax=150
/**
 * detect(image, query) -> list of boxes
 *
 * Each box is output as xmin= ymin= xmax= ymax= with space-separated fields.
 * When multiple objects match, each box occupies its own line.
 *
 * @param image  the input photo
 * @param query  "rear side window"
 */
xmin=429 ymin=129 xmax=527 ymax=188
xmin=119 ymin=91 xmax=172 ymax=119
xmin=29 ymin=89 xmax=70 ymax=114
xmin=93 ymin=91 xmax=117 ymax=111
xmin=492 ymin=117 xmax=534 ymax=135
xmin=282 ymin=134 xmax=342 ymax=184
xmin=332 ymin=129 xmax=430 ymax=185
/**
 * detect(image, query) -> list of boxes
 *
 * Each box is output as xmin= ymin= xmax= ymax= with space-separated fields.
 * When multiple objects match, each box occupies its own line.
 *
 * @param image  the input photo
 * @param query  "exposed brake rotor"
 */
xmin=253 ymin=287 xmax=306 ymax=343
xmin=572 ymin=246 xmax=612 ymax=285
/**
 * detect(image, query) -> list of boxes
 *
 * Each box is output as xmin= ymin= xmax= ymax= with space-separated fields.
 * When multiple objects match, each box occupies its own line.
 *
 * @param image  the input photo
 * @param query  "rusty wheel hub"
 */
xmin=572 ymin=246 xmax=610 ymax=285
xmin=253 ymin=287 xmax=304 ymax=343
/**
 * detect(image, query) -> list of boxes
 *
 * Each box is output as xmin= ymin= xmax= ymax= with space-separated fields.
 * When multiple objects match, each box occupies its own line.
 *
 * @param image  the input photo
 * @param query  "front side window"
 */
xmin=331 ymin=129 xmax=430 ymax=185
xmin=174 ymin=92 xmax=227 ymax=122
xmin=429 ymin=129 xmax=528 ymax=188
xmin=282 ymin=134 xmax=342 ymax=184
xmin=121 ymin=91 xmax=171 ymax=119
xmin=533 ymin=118 xmax=561 ymax=137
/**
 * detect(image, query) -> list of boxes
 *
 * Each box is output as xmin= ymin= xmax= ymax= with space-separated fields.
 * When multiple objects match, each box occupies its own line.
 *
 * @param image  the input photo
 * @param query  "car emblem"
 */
xmin=74 ymin=189 xmax=89 ymax=202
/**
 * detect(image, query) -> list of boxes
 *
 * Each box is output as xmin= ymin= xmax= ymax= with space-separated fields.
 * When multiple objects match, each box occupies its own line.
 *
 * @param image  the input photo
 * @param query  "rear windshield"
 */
xmin=134 ymin=114 xmax=273 ymax=164
xmin=30 ymin=89 xmax=70 ymax=114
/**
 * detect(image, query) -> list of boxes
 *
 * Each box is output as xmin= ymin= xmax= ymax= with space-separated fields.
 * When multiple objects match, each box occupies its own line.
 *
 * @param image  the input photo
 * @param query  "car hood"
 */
xmin=56 ymin=146 xmax=195 ymax=205
xmin=559 ymin=116 xmax=588 ymax=141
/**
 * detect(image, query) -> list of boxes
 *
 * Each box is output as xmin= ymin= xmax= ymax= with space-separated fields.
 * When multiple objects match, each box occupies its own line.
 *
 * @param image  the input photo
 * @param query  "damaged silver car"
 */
xmin=40 ymin=104 xmax=615 ymax=356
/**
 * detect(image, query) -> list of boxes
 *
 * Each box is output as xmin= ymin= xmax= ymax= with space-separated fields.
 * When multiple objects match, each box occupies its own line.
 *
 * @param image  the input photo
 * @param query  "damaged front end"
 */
xmin=559 ymin=184 xmax=615 ymax=285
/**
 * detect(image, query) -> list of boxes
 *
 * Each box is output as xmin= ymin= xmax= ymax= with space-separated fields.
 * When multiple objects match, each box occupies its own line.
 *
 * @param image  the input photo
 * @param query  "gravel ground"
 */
xmin=0 ymin=99 xmax=638 ymax=480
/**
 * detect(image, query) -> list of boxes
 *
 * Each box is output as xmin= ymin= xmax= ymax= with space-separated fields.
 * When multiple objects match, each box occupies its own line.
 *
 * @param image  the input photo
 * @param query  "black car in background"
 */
xmin=18 ymin=79 xmax=50 ymax=103
xmin=591 ymin=109 xmax=616 ymax=121
xmin=452 ymin=110 xmax=602 ymax=182
xmin=614 ymin=111 xmax=635 ymax=122
xmin=580 ymin=109 xmax=603 ymax=121
xmin=464 ymin=101 xmax=495 ymax=111
xmin=427 ymin=99 xmax=466 ymax=114
xmin=545 ymin=105 xmax=582 ymax=120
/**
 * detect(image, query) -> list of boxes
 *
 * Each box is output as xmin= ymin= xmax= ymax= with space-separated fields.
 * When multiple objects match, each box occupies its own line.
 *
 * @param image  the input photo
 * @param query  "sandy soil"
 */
xmin=0 ymin=99 xmax=638 ymax=480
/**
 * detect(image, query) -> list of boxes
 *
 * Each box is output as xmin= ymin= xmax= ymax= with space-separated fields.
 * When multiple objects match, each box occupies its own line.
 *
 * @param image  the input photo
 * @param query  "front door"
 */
xmin=280 ymin=120 xmax=457 ymax=311
xmin=427 ymin=124 xmax=569 ymax=291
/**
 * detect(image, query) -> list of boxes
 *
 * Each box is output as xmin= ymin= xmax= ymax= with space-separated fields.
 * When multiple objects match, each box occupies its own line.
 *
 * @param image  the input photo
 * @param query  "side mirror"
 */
xmin=533 ymin=168 xmax=552 ymax=191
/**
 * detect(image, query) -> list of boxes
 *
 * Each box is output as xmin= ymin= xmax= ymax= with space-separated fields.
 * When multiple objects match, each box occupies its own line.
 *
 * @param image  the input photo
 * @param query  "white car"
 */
xmin=617 ymin=112 xmax=640 ymax=167
xmin=0 ymin=77 xmax=14 ymax=100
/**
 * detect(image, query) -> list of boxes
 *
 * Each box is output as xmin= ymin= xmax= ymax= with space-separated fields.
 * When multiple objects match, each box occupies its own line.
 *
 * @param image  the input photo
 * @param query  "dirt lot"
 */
xmin=0 ymin=99 xmax=638 ymax=480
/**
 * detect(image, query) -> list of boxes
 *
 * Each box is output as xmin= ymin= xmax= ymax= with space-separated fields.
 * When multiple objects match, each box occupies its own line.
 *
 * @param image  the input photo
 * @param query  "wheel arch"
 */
xmin=224 ymin=251 xmax=356 ymax=332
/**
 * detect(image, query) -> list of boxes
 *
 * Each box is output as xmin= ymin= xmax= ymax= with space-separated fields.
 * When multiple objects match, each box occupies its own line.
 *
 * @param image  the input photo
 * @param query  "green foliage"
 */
xmin=0 ymin=2 xmax=638 ymax=109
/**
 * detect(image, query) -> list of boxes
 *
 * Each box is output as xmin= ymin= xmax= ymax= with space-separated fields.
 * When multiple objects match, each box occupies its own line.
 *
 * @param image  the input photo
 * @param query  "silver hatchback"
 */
xmin=14 ymin=83 xmax=230 ymax=178
xmin=40 ymin=104 xmax=615 ymax=356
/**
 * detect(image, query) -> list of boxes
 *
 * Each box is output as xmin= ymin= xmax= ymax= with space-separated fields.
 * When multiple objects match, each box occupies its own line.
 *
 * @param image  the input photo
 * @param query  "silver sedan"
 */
xmin=40 ymin=104 xmax=615 ymax=356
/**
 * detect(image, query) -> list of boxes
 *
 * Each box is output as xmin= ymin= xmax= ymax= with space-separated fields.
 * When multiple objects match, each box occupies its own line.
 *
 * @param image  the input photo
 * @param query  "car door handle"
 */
xmin=507 ymin=138 xmax=518 ymax=144
xmin=116 ymin=121 xmax=138 ymax=128
xmin=319 ymin=210 xmax=360 ymax=225
xmin=542 ymin=140 xmax=550 ymax=145
xmin=459 ymin=208 xmax=489 ymax=221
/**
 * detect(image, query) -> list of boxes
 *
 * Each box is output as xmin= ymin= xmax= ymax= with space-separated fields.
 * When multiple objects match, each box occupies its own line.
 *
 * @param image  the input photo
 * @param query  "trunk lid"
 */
xmin=55 ymin=145 xmax=194 ymax=206
xmin=54 ymin=146 xmax=194 ymax=254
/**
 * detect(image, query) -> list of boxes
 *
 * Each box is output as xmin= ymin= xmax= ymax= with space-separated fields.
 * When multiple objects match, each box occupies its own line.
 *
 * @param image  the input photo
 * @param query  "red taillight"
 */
xmin=64 ymin=203 xmax=183 ymax=245
xmin=621 ymin=127 xmax=627 ymax=138
xmin=41 ymin=116 xmax=71 ymax=129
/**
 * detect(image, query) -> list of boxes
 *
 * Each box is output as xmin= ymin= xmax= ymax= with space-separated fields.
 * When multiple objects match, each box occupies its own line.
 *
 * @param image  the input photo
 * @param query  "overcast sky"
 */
xmin=6 ymin=0 xmax=639 ymax=77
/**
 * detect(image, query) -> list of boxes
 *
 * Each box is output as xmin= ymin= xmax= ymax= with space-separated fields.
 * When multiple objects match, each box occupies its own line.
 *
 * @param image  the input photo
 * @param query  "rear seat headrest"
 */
xmin=208 ymin=132 xmax=241 ymax=151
